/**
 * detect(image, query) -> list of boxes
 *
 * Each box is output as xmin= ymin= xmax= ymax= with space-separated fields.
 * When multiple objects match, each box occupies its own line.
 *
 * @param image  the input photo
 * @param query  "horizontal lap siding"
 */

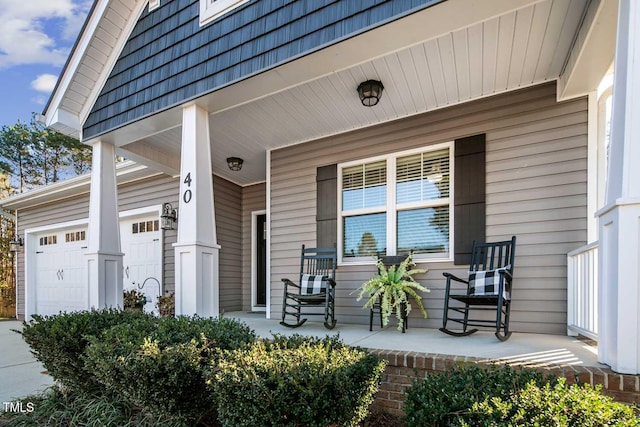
xmin=269 ymin=82 xmax=587 ymax=334
xmin=241 ymin=183 xmax=266 ymax=310
xmin=214 ymin=176 xmax=242 ymax=312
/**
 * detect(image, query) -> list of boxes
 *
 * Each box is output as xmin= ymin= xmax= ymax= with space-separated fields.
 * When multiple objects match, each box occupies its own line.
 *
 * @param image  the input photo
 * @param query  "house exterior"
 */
xmin=1 ymin=0 xmax=639 ymax=374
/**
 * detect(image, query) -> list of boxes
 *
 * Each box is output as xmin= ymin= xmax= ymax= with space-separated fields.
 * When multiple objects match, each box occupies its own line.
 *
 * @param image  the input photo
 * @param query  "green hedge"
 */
xmin=467 ymin=378 xmax=640 ymax=426
xmin=403 ymin=364 xmax=551 ymax=427
xmin=19 ymin=309 xmax=153 ymax=392
xmin=85 ymin=315 xmax=256 ymax=426
xmin=211 ymin=335 xmax=386 ymax=427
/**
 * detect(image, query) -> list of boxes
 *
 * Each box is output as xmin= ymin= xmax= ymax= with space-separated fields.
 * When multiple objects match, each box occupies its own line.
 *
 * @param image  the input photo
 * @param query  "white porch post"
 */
xmin=597 ymin=0 xmax=640 ymax=374
xmin=174 ymin=103 xmax=220 ymax=317
xmin=86 ymin=141 xmax=123 ymax=309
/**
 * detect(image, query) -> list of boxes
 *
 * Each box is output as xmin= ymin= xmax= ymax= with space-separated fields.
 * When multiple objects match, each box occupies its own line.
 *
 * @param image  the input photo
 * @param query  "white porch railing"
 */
xmin=567 ymin=242 xmax=598 ymax=341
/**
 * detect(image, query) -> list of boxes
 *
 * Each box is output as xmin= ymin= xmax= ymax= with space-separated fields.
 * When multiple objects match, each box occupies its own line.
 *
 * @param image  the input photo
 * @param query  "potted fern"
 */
xmin=357 ymin=253 xmax=429 ymax=331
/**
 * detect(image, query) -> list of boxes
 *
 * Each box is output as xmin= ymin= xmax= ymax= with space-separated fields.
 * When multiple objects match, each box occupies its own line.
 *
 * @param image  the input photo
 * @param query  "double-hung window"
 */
xmin=339 ymin=142 xmax=453 ymax=263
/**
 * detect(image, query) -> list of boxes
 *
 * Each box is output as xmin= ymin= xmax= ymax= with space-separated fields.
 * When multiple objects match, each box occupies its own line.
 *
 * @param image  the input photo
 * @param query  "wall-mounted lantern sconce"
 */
xmin=9 ymin=236 xmax=23 ymax=253
xmin=160 ymin=203 xmax=178 ymax=230
xmin=226 ymin=157 xmax=244 ymax=171
xmin=357 ymin=80 xmax=384 ymax=107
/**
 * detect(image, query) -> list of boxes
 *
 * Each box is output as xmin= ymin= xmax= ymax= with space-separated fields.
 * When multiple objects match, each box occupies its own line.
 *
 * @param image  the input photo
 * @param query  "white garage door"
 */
xmin=34 ymin=229 xmax=88 ymax=316
xmin=121 ymin=216 xmax=162 ymax=315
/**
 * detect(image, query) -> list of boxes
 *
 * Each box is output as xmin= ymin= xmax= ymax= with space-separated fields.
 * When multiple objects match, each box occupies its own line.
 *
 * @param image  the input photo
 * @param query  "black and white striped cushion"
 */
xmin=468 ymin=265 xmax=511 ymax=300
xmin=300 ymin=274 xmax=328 ymax=295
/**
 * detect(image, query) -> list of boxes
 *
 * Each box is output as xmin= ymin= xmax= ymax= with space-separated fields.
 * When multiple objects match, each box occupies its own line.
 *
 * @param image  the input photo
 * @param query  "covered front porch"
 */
xmin=39 ymin=0 xmax=640 ymax=375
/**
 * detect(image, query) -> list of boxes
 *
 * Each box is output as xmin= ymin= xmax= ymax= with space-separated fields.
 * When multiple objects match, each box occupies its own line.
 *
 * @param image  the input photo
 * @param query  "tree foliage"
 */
xmin=0 ymin=118 xmax=92 ymax=316
xmin=0 ymin=118 xmax=91 ymax=193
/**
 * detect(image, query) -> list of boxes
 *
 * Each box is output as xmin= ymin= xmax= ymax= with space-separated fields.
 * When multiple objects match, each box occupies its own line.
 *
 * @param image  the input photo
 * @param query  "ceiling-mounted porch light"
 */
xmin=9 ymin=236 xmax=23 ymax=252
xmin=226 ymin=157 xmax=244 ymax=171
xmin=161 ymin=203 xmax=178 ymax=230
xmin=357 ymin=80 xmax=384 ymax=107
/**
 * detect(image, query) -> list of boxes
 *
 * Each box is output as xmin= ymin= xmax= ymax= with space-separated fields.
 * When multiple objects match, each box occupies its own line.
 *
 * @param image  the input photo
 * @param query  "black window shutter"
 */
xmin=454 ymin=134 xmax=486 ymax=265
xmin=316 ymin=164 xmax=337 ymax=248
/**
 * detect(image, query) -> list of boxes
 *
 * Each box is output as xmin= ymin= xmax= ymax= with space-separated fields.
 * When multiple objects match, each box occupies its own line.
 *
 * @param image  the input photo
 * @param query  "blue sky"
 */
xmin=0 ymin=0 xmax=92 ymax=128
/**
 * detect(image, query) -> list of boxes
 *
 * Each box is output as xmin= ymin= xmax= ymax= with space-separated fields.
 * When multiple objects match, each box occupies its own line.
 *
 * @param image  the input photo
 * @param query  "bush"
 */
xmin=211 ymin=335 xmax=386 ymax=427
xmin=123 ymin=289 xmax=147 ymax=310
xmin=403 ymin=364 xmax=551 ymax=427
xmin=86 ymin=315 xmax=256 ymax=425
xmin=156 ymin=291 xmax=175 ymax=317
xmin=467 ymin=378 xmax=640 ymax=426
xmin=18 ymin=309 xmax=153 ymax=392
xmin=0 ymin=387 xmax=174 ymax=427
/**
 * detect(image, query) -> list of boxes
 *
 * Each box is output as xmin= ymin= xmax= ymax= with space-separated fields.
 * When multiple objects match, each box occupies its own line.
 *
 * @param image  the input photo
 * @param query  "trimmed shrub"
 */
xmin=86 ymin=315 xmax=256 ymax=425
xmin=403 ymin=364 xmax=551 ymax=427
xmin=211 ymin=335 xmax=386 ymax=427
xmin=18 ymin=309 xmax=153 ymax=392
xmin=467 ymin=378 xmax=640 ymax=426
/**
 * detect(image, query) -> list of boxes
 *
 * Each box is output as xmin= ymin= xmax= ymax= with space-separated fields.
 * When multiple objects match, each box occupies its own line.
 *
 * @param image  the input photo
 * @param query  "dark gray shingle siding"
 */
xmin=84 ymin=0 xmax=443 ymax=139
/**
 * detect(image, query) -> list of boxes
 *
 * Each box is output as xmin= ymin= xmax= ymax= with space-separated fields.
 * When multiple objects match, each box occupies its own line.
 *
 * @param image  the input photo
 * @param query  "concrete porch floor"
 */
xmin=227 ymin=311 xmax=602 ymax=369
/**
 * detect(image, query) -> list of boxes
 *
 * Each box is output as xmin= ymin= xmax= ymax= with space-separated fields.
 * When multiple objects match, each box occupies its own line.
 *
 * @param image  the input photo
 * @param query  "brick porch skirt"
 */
xmin=367 ymin=349 xmax=640 ymax=417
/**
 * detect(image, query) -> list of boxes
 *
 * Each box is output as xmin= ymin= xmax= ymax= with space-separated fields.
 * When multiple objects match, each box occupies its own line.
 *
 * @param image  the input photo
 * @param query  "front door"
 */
xmin=255 ymin=213 xmax=267 ymax=308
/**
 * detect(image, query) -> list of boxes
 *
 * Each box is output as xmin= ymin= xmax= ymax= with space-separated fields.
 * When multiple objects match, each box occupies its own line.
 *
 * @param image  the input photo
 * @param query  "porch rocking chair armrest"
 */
xmin=499 ymin=270 xmax=513 ymax=281
xmin=281 ymin=278 xmax=300 ymax=289
xmin=327 ymin=278 xmax=337 ymax=288
xmin=442 ymin=272 xmax=468 ymax=284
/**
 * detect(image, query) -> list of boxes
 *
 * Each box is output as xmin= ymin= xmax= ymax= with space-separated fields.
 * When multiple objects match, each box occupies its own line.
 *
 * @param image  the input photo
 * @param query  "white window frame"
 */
xmin=337 ymin=142 xmax=454 ymax=265
xmin=200 ymin=0 xmax=250 ymax=26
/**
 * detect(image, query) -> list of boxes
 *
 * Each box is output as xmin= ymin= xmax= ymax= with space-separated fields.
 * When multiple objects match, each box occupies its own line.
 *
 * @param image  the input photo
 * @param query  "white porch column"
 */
xmin=174 ymin=103 xmax=220 ymax=317
xmin=86 ymin=141 xmax=123 ymax=309
xmin=597 ymin=0 xmax=640 ymax=374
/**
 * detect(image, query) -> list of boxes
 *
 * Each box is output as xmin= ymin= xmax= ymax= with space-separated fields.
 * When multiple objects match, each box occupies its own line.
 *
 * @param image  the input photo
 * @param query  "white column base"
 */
xmin=174 ymin=242 xmax=221 ymax=317
xmin=86 ymin=251 xmax=124 ymax=310
xmin=597 ymin=200 xmax=640 ymax=374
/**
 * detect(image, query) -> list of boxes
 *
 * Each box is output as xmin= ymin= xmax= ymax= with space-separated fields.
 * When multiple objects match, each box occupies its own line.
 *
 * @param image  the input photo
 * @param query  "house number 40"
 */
xmin=183 ymin=173 xmax=193 ymax=203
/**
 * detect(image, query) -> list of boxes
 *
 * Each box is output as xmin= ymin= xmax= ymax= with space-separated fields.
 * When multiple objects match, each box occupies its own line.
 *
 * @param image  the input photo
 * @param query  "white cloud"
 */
xmin=31 ymin=74 xmax=59 ymax=93
xmin=0 ymin=0 xmax=91 ymax=68
xmin=32 ymin=95 xmax=48 ymax=106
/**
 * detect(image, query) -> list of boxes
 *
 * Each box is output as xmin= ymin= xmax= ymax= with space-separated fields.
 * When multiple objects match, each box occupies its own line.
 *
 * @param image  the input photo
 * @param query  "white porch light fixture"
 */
xmin=9 ymin=235 xmax=23 ymax=252
xmin=161 ymin=203 xmax=178 ymax=230
xmin=226 ymin=157 xmax=244 ymax=171
xmin=357 ymin=80 xmax=384 ymax=107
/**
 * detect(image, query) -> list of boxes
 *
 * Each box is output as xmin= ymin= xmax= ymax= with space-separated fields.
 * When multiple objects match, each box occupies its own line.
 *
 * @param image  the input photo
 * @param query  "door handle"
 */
xmin=56 ymin=270 xmax=61 ymax=280
xmin=60 ymin=269 xmax=63 ymax=280
xmin=125 ymin=266 xmax=129 ymax=279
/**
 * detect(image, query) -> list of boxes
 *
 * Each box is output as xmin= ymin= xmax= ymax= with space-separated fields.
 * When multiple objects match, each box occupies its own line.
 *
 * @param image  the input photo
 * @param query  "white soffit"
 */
xmin=200 ymin=0 xmax=589 ymax=185
xmin=73 ymin=0 xmax=590 ymax=187
xmin=44 ymin=0 xmax=146 ymax=139
xmin=557 ymin=0 xmax=618 ymax=101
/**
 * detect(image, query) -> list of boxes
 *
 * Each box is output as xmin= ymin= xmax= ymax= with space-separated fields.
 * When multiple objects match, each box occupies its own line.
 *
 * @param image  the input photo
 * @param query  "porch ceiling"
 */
xmin=118 ymin=0 xmax=591 ymax=186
